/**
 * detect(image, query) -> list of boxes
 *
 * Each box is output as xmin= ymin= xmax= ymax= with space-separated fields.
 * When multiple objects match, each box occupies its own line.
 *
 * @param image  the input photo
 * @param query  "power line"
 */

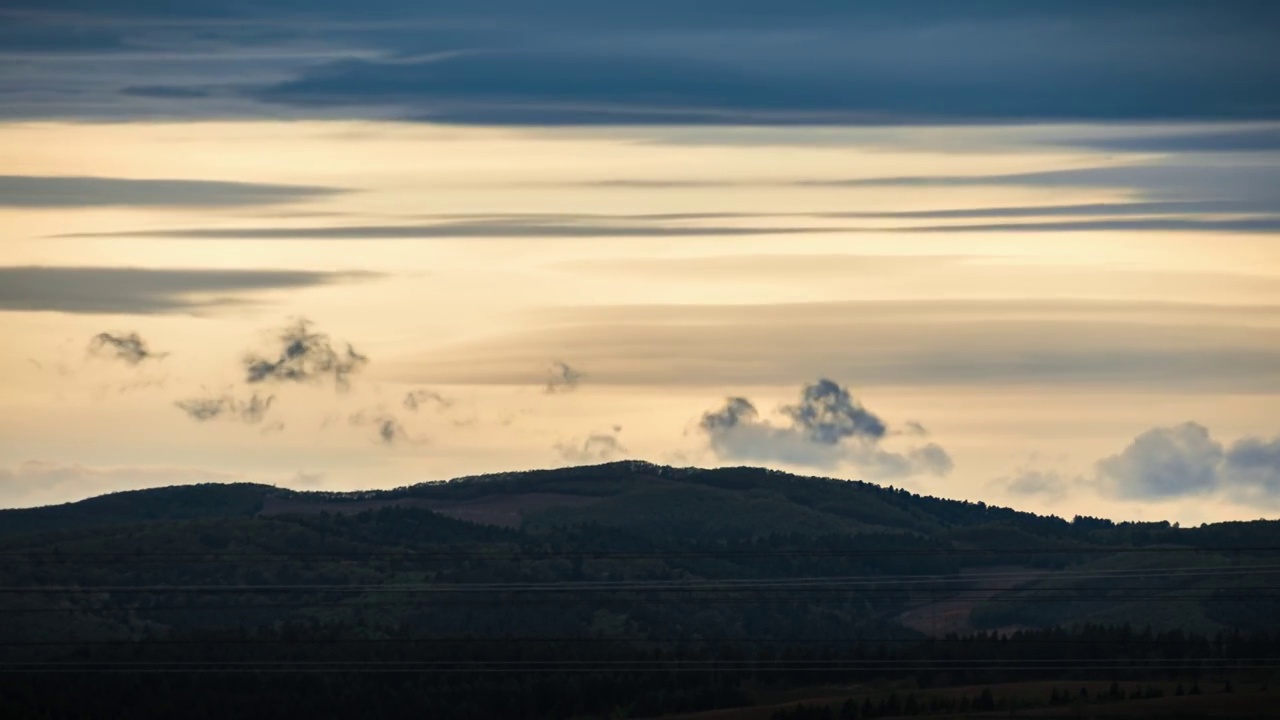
xmin=5 ymin=591 xmax=1274 ymax=607
xmin=5 ymin=546 xmax=1279 ymax=563
xmin=1 ymin=635 xmax=1263 ymax=647
xmin=6 ymin=563 xmax=1277 ymax=593
xmin=7 ymin=658 xmax=1276 ymax=667
xmin=5 ymin=663 xmax=1279 ymax=674
xmin=5 ymin=584 xmax=1274 ymax=594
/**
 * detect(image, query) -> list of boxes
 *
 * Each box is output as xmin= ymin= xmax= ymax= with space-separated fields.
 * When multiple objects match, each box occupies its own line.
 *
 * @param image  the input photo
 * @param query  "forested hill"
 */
xmin=3 ymin=462 xmax=1279 ymax=718
xmin=0 ymin=459 xmax=1260 ymax=542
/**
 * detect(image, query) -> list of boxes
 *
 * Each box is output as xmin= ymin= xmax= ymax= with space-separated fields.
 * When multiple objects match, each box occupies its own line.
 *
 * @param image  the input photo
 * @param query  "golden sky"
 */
xmin=2 ymin=119 xmax=1279 ymax=523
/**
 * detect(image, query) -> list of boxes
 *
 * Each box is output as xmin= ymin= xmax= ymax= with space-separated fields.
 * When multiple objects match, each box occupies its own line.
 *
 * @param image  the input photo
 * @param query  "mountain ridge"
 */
xmin=0 ymin=460 xmax=1182 ymax=534
xmin=3 ymin=461 xmax=1278 ymax=718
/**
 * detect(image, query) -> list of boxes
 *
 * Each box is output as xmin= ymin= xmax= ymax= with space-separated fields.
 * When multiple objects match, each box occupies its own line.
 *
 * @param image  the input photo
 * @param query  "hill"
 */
xmin=2 ymin=461 xmax=1278 ymax=718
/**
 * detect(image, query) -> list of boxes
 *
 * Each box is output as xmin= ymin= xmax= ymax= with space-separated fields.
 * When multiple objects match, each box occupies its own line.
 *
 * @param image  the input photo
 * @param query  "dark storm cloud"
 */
xmin=697 ymin=379 xmax=951 ymax=478
xmin=4 ymin=2 xmax=1279 ymax=124
xmin=545 ymin=361 xmax=583 ymax=394
xmin=0 ymin=176 xmax=344 ymax=207
xmin=0 ymin=267 xmax=380 ymax=315
xmin=174 ymin=392 xmax=274 ymax=424
xmin=88 ymin=331 xmax=165 ymax=365
xmin=244 ymin=318 xmax=369 ymax=390
xmin=1095 ymin=423 xmax=1280 ymax=502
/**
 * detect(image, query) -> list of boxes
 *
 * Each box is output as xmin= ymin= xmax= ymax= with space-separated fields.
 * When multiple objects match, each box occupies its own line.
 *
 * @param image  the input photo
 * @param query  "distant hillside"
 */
xmin=3 ymin=461 xmax=1277 ymax=633
xmin=2 ymin=462 xmax=1277 ymax=719
xmin=0 ymin=460 xmax=1191 ymax=536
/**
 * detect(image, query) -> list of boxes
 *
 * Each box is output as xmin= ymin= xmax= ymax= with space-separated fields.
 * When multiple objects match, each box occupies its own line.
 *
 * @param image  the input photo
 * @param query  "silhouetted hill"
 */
xmin=0 ymin=482 xmax=275 ymax=538
xmin=2 ymin=462 xmax=1277 ymax=718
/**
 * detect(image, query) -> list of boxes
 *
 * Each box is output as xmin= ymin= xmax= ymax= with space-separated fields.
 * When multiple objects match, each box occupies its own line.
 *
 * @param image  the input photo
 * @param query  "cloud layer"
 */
xmin=0 ymin=267 xmax=379 ymax=315
xmin=0 ymin=175 xmax=343 ymax=207
xmin=6 ymin=3 xmax=1278 ymax=124
xmin=394 ymin=299 xmax=1280 ymax=393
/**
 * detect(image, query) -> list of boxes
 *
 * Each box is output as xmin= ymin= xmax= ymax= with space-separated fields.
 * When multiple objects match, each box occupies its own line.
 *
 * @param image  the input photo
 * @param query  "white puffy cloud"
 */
xmin=697 ymin=379 xmax=952 ymax=479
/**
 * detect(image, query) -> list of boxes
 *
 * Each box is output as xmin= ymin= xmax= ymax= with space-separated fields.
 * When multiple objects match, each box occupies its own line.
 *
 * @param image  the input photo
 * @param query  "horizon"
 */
xmin=4 ymin=458 xmax=1273 ymax=528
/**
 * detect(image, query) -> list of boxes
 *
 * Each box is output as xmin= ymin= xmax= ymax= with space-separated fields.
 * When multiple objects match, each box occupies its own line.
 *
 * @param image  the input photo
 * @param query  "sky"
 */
xmin=1 ymin=1 xmax=1279 ymax=523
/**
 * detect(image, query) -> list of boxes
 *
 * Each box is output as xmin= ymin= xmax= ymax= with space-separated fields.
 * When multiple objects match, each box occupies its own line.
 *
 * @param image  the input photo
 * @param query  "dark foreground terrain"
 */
xmin=1 ymin=461 xmax=1277 ymax=718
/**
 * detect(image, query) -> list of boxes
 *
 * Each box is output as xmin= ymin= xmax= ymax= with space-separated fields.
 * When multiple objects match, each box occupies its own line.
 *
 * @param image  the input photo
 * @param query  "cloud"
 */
xmin=1002 ymin=469 xmax=1072 ymax=500
xmin=348 ymin=409 xmax=412 ymax=446
xmin=1096 ymin=423 xmax=1224 ymax=499
xmin=121 ymin=86 xmax=215 ymax=99
xmin=247 ymin=4 xmax=1280 ymax=125
xmin=59 ymin=219 xmax=833 ymax=240
xmin=174 ymin=392 xmax=274 ymax=424
xmin=287 ymin=470 xmax=326 ymax=488
xmin=53 ymin=162 xmax=1280 ymax=242
xmin=697 ymin=379 xmax=951 ymax=479
xmin=0 ymin=460 xmax=245 ymax=509
xmin=1063 ymin=126 xmax=1280 ymax=153
xmin=865 ymin=218 xmax=1280 ymax=235
xmin=568 ymin=163 xmax=1280 ymax=229
xmin=6 ymin=3 xmax=1280 ymax=125
xmin=244 ymin=318 xmax=368 ymax=391
xmin=901 ymin=421 xmax=929 ymax=437
xmin=88 ymin=331 xmax=166 ymax=365
xmin=1224 ymin=437 xmax=1280 ymax=494
xmin=0 ymin=175 xmax=344 ymax=207
xmin=0 ymin=267 xmax=380 ymax=316
xmin=556 ymin=427 xmax=627 ymax=464
xmin=389 ymin=299 xmax=1280 ymax=393
xmin=1095 ymin=423 xmax=1280 ymax=502
xmin=780 ymin=378 xmax=886 ymax=442
xmin=560 ymin=254 xmax=1280 ymax=300
xmin=545 ymin=361 xmax=583 ymax=394
xmin=403 ymin=389 xmax=452 ymax=411
xmin=805 ymin=163 xmax=1280 ymax=203
xmin=823 ymin=200 xmax=1265 ymax=220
